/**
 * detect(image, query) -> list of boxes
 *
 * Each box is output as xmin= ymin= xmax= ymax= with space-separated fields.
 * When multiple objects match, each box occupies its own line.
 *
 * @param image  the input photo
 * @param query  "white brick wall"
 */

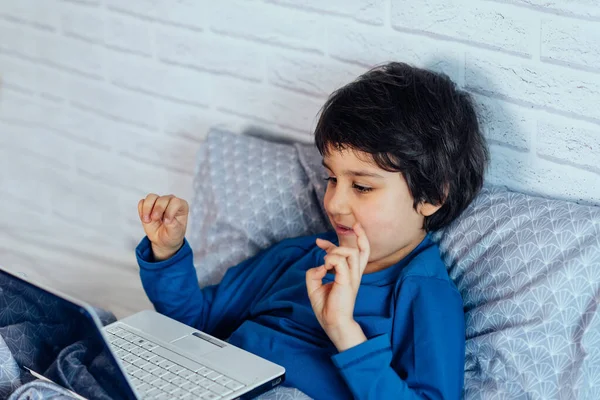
xmin=0 ymin=0 xmax=599 ymax=317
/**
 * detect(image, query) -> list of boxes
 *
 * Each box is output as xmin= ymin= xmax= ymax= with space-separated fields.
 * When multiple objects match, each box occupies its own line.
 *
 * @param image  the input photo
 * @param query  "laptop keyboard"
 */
xmin=105 ymin=325 xmax=245 ymax=400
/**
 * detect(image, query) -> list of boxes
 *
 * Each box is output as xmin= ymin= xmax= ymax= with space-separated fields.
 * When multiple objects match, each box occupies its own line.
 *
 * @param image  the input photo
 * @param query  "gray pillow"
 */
xmin=188 ymin=129 xmax=328 ymax=288
xmin=433 ymin=187 xmax=600 ymax=400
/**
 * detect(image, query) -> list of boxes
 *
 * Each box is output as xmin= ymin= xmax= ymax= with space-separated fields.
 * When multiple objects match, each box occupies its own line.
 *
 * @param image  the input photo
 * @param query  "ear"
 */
xmin=418 ymin=202 xmax=442 ymax=217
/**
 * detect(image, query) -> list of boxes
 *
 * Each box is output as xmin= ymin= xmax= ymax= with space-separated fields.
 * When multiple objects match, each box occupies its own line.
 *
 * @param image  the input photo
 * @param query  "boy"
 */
xmin=136 ymin=62 xmax=488 ymax=399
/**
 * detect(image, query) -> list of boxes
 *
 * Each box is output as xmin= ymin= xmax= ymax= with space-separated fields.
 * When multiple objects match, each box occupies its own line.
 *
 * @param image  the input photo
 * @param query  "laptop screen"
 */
xmin=0 ymin=268 xmax=137 ymax=400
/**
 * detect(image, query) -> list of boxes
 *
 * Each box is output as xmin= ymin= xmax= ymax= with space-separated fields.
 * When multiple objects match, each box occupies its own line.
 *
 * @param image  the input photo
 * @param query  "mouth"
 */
xmin=334 ymin=223 xmax=354 ymax=236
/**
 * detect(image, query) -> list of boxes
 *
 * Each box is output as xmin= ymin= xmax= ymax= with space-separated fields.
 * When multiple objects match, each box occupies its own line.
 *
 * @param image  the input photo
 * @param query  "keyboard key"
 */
xmin=215 ymin=376 xmax=231 ymax=386
xmin=188 ymin=375 xmax=212 ymax=387
xmin=197 ymin=367 xmax=212 ymax=376
xmin=121 ymin=343 xmax=137 ymax=352
xmin=157 ymin=359 xmax=177 ymax=370
xmin=150 ymin=378 xmax=170 ymax=389
xmin=163 ymin=383 xmax=179 ymax=393
xmin=142 ymin=363 xmax=161 ymax=374
xmin=162 ymin=371 xmax=179 ymax=382
xmin=150 ymin=356 xmax=166 ymax=366
xmin=180 ymin=381 xmax=198 ymax=391
xmin=225 ymin=380 xmax=244 ymax=391
xmin=201 ymin=392 xmax=221 ymax=400
xmin=155 ymin=393 xmax=170 ymax=400
xmin=205 ymin=370 xmax=222 ymax=380
xmin=139 ymin=351 xmax=156 ymax=361
xmin=170 ymin=364 xmax=187 ymax=375
xmin=171 ymin=376 xmax=188 ymax=387
xmin=130 ymin=347 xmax=146 ymax=357
xmin=131 ymin=369 xmax=150 ymax=380
xmin=122 ymin=354 xmax=139 ymax=363
xmin=170 ymin=388 xmax=187 ymax=397
xmin=141 ymin=373 xmax=157 ymax=384
xmin=141 ymin=341 xmax=158 ymax=351
xmin=178 ymin=369 xmax=196 ymax=379
xmin=209 ymin=383 xmax=232 ymax=396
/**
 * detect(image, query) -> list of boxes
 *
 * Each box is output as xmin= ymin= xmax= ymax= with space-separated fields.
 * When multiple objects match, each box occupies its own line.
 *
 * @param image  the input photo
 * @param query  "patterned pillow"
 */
xmin=187 ymin=129 xmax=328 ymax=288
xmin=434 ymin=187 xmax=600 ymax=399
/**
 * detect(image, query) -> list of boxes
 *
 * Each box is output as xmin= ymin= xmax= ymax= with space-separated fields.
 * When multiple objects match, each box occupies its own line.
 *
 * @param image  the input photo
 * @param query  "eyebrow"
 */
xmin=321 ymin=160 xmax=384 ymax=179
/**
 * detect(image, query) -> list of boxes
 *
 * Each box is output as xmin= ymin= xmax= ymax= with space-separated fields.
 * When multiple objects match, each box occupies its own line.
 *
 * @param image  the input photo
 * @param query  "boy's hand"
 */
xmin=306 ymin=223 xmax=370 ymax=351
xmin=138 ymin=194 xmax=189 ymax=261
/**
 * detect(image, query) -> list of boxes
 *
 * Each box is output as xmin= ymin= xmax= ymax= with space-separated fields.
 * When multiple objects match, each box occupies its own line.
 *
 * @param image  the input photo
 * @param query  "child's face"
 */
xmin=322 ymin=147 xmax=437 ymax=272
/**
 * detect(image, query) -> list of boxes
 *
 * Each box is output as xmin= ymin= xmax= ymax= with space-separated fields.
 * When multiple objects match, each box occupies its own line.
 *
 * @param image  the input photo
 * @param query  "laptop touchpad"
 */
xmin=171 ymin=333 xmax=222 ymax=356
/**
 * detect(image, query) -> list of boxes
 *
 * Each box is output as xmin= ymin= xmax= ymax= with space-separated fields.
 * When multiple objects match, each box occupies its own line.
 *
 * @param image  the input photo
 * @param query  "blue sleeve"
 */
xmin=136 ymin=236 xmax=305 ymax=340
xmin=330 ymin=277 xmax=465 ymax=400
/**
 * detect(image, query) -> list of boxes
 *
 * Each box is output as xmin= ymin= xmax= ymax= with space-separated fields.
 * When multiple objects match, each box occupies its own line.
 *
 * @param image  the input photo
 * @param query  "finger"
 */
xmin=306 ymin=265 xmax=327 ymax=296
xmin=324 ymin=254 xmax=351 ymax=285
xmin=150 ymin=195 xmax=174 ymax=222
xmin=316 ymin=238 xmax=337 ymax=253
xmin=326 ymin=246 xmax=360 ymax=282
xmin=137 ymin=199 xmax=144 ymax=221
xmin=164 ymin=197 xmax=189 ymax=224
xmin=353 ymin=222 xmax=371 ymax=269
xmin=142 ymin=193 xmax=159 ymax=223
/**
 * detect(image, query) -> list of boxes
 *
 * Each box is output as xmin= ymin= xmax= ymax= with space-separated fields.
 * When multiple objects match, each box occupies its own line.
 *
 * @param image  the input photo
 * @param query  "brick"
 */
xmin=465 ymin=53 xmax=600 ymax=122
xmin=0 ymin=90 xmax=66 ymax=131
xmin=391 ymin=0 xmax=532 ymax=56
xmin=267 ymin=53 xmax=364 ymax=98
xmin=119 ymin=131 xmax=199 ymax=175
xmin=74 ymin=147 xmax=193 ymax=200
xmin=0 ymin=51 xmax=69 ymax=99
xmin=61 ymin=2 xmax=104 ymax=43
xmin=0 ymin=20 xmax=43 ymax=59
xmin=107 ymin=51 xmax=212 ymax=107
xmin=537 ymin=119 xmax=600 ymax=174
xmin=472 ymin=94 xmax=532 ymax=151
xmin=327 ymin=21 xmax=460 ymax=82
xmin=66 ymin=76 xmax=161 ymax=128
xmin=0 ymin=23 xmax=104 ymax=78
xmin=0 ymin=121 xmax=74 ymax=170
xmin=0 ymin=0 xmax=60 ymax=30
xmin=213 ymin=78 xmax=323 ymax=133
xmin=156 ymin=26 xmax=264 ymax=82
xmin=266 ymin=0 xmax=386 ymax=25
xmin=209 ymin=1 xmax=324 ymax=53
xmin=39 ymin=34 xmax=105 ymax=78
xmin=541 ymin=18 xmax=600 ymax=72
xmin=0 ymin=54 xmax=38 ymax=93
xmin=57 ymin=106 xmax=150 ymax=150
xmin=497 ymin=0 xmax=600 ymax=19
xmin=487 ymin=145 xmax=600 ymax=205
xmin=0 ymin=137 xmax=72 ymax=212
xmin=105 ymin=12 xmax=155 ymax=57
xmin=105 ymin=0 xmax=206 ymax=30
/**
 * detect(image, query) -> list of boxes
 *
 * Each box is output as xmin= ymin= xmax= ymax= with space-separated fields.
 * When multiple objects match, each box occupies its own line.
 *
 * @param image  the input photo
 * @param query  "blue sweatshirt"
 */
xmin=136 ymin=231 xmax=465 ymax=399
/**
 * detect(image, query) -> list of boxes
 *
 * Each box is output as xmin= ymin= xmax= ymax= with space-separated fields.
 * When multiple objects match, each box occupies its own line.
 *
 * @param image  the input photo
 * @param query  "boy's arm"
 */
xmin=330 ymin=277 xmax=465 ymax=400
xmin=136 ymin=236 xmax=305 ymax=340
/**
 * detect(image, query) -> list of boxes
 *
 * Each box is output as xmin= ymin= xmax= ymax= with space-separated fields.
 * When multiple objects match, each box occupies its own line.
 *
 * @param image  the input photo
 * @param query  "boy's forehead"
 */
xmin=323 ymin=146 xmax=377 ymax=166
xmin=323 ymin=148 xmax=382 ymax=171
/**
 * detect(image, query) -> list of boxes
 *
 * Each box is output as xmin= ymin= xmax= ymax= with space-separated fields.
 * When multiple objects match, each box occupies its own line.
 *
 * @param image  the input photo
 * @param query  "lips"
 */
xmin=335 ymin=223 xmax=352 ymax=229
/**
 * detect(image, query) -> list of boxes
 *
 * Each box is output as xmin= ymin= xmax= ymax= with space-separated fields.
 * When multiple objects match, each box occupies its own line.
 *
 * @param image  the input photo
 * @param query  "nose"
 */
xmin=325 ymin=185 xmax=351 ymax=216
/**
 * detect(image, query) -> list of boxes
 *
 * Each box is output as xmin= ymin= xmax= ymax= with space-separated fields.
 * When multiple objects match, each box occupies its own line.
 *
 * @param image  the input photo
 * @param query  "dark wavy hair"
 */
xmin=314 ymin=62 xmax=489 ymax=232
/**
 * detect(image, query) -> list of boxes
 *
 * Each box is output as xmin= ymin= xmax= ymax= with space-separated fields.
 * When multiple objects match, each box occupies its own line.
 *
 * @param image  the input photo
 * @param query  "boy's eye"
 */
xmin=324 ymin=177 xmax=372 ymax=194
xmin=353 ymin=184 xmax=372 ymax=193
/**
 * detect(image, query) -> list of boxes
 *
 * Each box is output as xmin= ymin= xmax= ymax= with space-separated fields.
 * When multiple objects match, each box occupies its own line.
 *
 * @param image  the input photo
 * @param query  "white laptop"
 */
xmin=0 ymin=266 xmax=285 ymax=400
